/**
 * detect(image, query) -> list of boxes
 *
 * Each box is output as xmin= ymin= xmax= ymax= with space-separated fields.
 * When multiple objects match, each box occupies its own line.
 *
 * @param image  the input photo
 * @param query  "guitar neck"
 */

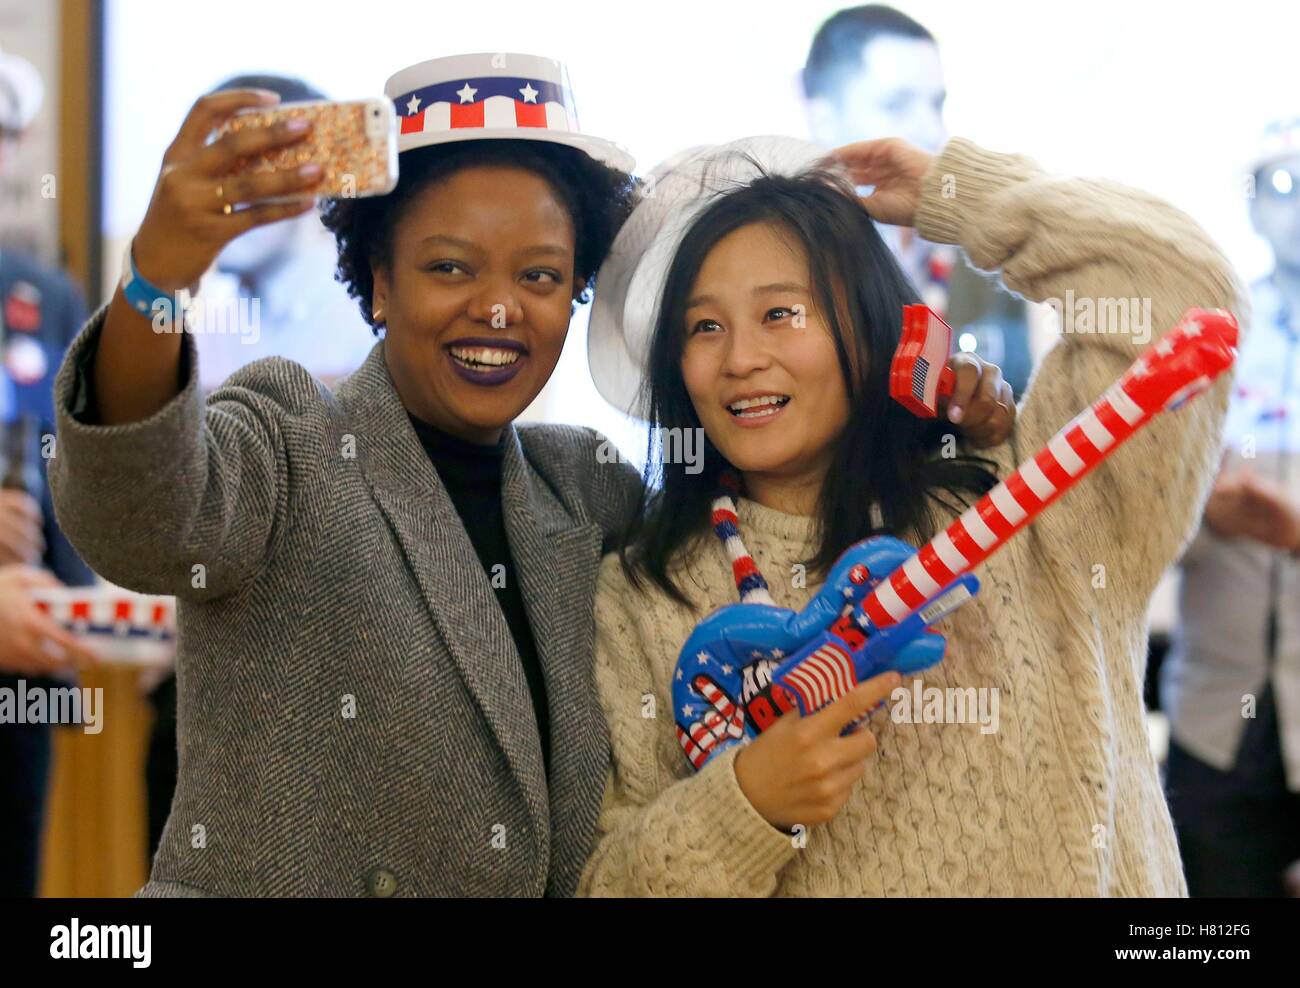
xmin=859 ymin=308 xmax=1238 ymax=631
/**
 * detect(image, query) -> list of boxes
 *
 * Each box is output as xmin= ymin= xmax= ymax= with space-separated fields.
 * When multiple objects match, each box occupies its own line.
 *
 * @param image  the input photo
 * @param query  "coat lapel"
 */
xmin=502 ymin=430 xmax=610 ymax=895
xmin=334 ymin=344 xmax=550 ymax=856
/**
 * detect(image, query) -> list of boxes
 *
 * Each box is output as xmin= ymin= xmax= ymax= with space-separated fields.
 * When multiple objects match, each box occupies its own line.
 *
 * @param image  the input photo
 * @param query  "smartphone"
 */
xmin=215 ymin=97 xmax=398 ymax=200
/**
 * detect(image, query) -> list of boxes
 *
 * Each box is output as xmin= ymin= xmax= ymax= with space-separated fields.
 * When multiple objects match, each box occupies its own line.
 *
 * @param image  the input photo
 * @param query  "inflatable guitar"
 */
xmin=673 ymin=308 xmax=1238 ymax=770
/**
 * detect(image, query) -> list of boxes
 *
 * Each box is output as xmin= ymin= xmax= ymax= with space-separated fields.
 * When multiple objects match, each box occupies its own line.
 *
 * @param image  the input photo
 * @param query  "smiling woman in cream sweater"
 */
xmin=579 ymin=136 xmax=1246 ymax=897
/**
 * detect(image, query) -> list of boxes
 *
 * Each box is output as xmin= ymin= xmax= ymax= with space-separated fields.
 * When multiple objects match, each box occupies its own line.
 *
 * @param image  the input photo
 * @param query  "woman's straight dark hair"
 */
xmin=620 ymin=162 xmax=998 ymax=606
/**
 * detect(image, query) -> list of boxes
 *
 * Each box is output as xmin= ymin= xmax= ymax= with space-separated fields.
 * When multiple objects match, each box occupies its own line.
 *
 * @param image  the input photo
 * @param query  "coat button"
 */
xmin=366 ymin=868 xmax=398 ymax=898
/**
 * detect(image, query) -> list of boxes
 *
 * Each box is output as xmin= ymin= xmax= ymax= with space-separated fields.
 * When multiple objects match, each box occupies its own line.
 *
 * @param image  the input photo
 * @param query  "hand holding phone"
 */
xmin=213 ymin=97 xmax=398 ymax=201
xmin=130 ymin=88 xmax=325 ymax=293
xmin=131 ymin=91 xmax=399 ymax=296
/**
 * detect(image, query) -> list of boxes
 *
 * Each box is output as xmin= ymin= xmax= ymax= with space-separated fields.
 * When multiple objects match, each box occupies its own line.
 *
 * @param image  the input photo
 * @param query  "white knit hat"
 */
xmin=587 ymin=135 xmax=830 ymax=418
xmin=0 ymin=46 xmax=43 ymax=131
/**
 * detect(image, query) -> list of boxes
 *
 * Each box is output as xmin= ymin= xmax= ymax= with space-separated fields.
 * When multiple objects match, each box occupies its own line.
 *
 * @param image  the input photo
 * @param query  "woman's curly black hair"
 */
xmin=320 ymin=139 xmax=638 ymax=334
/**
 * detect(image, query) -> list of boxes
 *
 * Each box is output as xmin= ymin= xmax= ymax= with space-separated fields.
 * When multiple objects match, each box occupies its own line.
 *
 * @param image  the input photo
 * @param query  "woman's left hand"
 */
xmin=941 ymin=352 xmax=1015 ymax=447
xmin=829 ymin=137 xmax=935 ymax=227
xmin=831 ymin=137 xmax=1014 ymax=445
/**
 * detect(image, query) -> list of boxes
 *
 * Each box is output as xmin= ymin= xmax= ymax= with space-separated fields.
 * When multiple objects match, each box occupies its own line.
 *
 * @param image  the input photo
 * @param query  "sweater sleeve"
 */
xmin=47 ymin=302 xmax=326 ymax=602
xmin=578 ymin=557 xmax=798 ymax=897
xmin=915 ymin=138 xmax=1249 ymax=602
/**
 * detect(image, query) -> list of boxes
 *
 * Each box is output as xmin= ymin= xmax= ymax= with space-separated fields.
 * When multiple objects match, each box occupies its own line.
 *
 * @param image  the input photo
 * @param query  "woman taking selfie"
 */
xmin=47 ymin=54 xmax=1011 ymax=897
xmin=47 ymin=54 xmax=646 ymax=897
xmin=578 ymin=135 xmax=1245 ymax=897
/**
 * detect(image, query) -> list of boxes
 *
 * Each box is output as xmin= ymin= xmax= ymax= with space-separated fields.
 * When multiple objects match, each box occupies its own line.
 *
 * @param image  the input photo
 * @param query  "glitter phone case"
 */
xmin=215 ymin=97 xmax=398 ymax=200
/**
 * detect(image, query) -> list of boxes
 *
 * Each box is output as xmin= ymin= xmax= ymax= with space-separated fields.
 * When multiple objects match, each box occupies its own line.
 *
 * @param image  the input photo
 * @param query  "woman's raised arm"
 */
xmin=838 ymin=136 xmax=1248 ymax=605
xmin=94 ymin=89 xmax=322 ymax=424
xmin=47 ymin=91 xmax=333 ymax=601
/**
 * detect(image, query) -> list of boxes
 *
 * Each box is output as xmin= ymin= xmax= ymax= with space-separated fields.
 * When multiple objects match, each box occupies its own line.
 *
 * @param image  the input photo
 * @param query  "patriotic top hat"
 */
xmin=385 ymin=52 xmax=634 ymax=174
xmin=587 ymin=135 xmax=830 ymax=419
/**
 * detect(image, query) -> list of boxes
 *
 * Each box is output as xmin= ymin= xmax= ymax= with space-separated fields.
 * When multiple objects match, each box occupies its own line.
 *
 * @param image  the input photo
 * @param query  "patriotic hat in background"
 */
xmin=29 ymin=585 xmax=175 ymax=666
xmin=385 ymin=52 xmax=634 ymax=174
xmin=587 ymin=135 xmax=830 ymax=419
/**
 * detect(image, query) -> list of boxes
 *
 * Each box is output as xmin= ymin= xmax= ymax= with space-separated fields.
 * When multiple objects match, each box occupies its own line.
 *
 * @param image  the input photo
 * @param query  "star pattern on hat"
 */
xmin=405 ymin=94 xmax=421 ymax=116
xmin=456 ymin=83 xmax=478 ymax=104
xmin=519 ymin=83 xmax=539 ymax=103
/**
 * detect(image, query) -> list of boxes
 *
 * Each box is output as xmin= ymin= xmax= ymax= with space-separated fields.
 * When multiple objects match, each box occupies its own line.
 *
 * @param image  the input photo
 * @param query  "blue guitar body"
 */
xmin=673 ymin=535 xmax=979 ymax=770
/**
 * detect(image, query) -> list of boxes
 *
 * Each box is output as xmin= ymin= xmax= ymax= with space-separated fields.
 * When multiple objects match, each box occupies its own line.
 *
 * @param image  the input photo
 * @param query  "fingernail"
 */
xmin=286 ymin=117 xmax=310 ymax=132
xmin=299 ymin=162 xmax=322 ymax=178
xmin=948 ymin=405 xmax=963 ymax=423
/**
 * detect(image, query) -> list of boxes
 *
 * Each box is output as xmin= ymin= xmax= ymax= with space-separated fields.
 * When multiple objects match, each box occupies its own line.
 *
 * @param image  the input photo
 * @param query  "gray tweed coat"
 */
xmin=48 ymin=305 xmax=642 ymax=897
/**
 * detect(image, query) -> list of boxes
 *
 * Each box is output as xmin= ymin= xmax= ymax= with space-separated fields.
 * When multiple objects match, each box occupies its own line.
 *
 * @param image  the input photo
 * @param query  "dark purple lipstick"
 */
xmin=444 ymin=337 xmax=528 ymax=387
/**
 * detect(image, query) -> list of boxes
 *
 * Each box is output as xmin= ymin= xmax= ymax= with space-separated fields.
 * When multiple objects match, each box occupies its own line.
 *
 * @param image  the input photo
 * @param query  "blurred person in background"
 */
xmin=0 ymin=43 xmax=98 ymax=897
xmin=193 ymin=73 xmax=378 ymax=390
xmin=143 ymin=72 xmax=378 ymax=860
xmin=1161 ymin=117 xmax=1300 ymax=897
xmin=802 ymin=4 xmax=1034 ymax=396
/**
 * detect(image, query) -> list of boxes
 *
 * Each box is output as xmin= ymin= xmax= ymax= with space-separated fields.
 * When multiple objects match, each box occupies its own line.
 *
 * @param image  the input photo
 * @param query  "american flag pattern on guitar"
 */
xmin=779 ymin=639 xmax=857 ymax=712
xmin=676 ymin=671 xmax=747 ymax=770
xmin=861 ymin=308 xmax=1239 ymax=631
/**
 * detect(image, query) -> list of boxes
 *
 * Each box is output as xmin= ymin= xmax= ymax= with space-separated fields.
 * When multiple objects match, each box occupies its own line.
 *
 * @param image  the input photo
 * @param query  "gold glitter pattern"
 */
xmin=217 ymin=100 xmax=397 ymax=199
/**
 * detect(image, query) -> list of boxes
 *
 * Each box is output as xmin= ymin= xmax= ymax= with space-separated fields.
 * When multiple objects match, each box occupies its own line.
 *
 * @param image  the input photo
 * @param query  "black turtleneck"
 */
xmin=407 ymin=415 xmax=549 ymax=773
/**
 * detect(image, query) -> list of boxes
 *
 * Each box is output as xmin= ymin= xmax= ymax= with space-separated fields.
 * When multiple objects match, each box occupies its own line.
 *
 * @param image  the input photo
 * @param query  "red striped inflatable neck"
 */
xmin=860 ymin=308 xmax=1238 ymax=630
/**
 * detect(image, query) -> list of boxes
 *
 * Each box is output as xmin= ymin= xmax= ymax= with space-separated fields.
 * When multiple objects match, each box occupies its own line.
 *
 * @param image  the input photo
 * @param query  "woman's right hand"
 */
xmin=130 ymin=88 xmax=324 ymax=292
xmin=829 ymin=137 xmax=934 ymax=228
xmin=93 ymin=89 xmax=325 ymax=425
xmin=733 ymin=671 xmax=901 ymax=831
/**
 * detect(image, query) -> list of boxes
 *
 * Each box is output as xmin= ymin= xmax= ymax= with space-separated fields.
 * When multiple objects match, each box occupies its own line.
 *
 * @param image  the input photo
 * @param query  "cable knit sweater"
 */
xmin=579 ymin=138 xmax=1248 ymax=897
